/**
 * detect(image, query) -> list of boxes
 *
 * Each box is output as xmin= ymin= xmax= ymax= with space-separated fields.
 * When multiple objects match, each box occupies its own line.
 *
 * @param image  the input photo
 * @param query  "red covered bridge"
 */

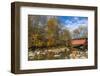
xmin=71 ymin=38 xmax=87 ymax=46
xmin=70 ymin=38 xmax=88 ymax=50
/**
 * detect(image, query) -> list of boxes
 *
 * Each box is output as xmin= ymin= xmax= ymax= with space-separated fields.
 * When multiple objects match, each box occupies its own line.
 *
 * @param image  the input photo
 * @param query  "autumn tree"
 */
xmin=28 ymin=15 xmax=47 ymax=48
xmin=28 ymin=15 xmax=72 ymax=48
xmin=45 ymin=17 xmax=59 ymax=47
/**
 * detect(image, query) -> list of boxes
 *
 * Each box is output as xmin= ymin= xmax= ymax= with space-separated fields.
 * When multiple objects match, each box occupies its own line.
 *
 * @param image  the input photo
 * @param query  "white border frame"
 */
xmin=20 ymin=6 xmax=95 ymax=70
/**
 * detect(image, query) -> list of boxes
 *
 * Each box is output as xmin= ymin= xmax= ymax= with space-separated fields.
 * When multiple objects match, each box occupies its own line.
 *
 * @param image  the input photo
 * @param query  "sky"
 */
xmin=29 ymin=15 xmax=88 ymax=31
xmin=58 ymin=16 xmax=88 ymax=31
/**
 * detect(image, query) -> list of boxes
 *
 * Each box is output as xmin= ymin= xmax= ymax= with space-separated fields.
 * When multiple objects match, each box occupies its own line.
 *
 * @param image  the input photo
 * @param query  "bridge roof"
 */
xmin=71 ymin=38 xmax=87 ymax=45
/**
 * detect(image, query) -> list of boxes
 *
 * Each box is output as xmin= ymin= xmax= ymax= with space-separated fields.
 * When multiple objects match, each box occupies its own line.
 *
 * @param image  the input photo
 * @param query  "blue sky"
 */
xmin=58 ymin=16 xmax=88 ymax=31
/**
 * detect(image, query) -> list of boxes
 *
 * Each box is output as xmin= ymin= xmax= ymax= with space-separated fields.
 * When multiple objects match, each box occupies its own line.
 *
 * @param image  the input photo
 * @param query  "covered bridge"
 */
xmin=71 ymin=38 xmax=88 ymax=50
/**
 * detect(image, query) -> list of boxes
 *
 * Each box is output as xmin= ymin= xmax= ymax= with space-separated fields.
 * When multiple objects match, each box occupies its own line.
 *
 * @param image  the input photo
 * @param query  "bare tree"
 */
xmin=72 ymin=25 xmax=88 ymax=39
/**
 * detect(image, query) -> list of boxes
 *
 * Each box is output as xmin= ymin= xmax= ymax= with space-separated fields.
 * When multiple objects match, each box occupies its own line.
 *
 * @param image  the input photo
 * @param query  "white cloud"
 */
xmin=64 ymin=17 xmax=88 ymax=31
